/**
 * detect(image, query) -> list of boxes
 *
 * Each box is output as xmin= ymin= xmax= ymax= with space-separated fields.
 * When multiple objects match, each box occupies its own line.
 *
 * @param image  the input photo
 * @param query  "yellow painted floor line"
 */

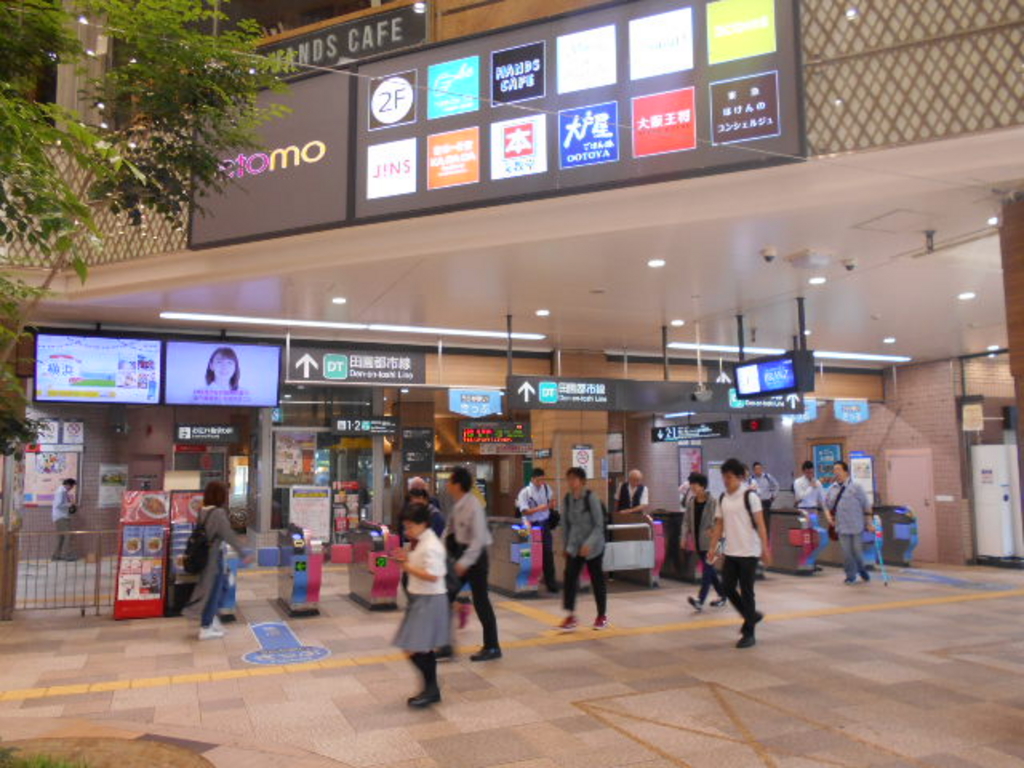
xmin=2 ymin=588 xmax=1022 ymax=703
xmin=497 ymin=600 xmax=564 ymax=627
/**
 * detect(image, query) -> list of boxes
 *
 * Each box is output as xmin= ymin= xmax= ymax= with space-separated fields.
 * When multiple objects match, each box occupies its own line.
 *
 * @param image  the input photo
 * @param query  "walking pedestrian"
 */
xmin=707 ymin=459 xmax=772 ymax=648
xmin=51 ymin=478 xmax=77 ymax=561
xmin=683 ymin=473 xmax=726 ymax=612
xmin=826 ymin=461 xmax=874 ymax=585
xmin=558 ymin=467 xmax=609 ymax=632
xmin=516 ymin=468 xmax=558 ymax=594
xmin=750 ymin=462 xmax=780 ymax=513
xmin=392 ymin=504 xmax=449 ymax=708
xmin=183 ymin=481 xmax=253 ymax=640
xmin=442 ymin=466 xmax=501 ymax=662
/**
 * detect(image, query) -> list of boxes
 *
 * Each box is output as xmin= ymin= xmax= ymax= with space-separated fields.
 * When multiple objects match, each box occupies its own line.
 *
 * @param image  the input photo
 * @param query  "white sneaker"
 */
xmin=198 ymin=626 xmax=225 ymax=640
xmin=212 ymin=616 xmax=226 ymax=633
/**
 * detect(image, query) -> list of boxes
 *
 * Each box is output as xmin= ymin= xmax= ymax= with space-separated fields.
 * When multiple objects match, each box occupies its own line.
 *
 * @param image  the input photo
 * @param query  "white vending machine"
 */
xmin=971 ymin=444 xmax=1024 ymax=560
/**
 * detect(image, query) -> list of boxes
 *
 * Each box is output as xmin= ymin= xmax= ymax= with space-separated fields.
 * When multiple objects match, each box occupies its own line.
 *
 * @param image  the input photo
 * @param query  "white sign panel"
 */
xmin=490 ymin=114 xmax=548 ymax=180
xmin=289 ymin=486 xmax=332 ymax=541
xmin=629 ymin=8 xmax=694 ymax=81
xmin=573 ymin=444 xmax=595 ymax=479
xmin=557 ymin=25 xmax=617 ymax=94
xmin=366 ymin=137 xmax=418 ymax=199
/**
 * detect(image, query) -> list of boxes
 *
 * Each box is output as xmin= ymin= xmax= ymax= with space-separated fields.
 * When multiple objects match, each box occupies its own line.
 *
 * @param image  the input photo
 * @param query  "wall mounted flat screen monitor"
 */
xmin=164 ymin=341 xmax=281 ymax=407
xmin=734 ymin=354 xmax=798 ymax=399
xmin=35 ymin=334 xmax=162 ymax=404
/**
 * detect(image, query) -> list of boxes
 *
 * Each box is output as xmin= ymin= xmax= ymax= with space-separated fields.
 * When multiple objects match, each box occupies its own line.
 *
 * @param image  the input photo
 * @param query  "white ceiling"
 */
xmin=37 ymin=125 xmax=1024 ymax=366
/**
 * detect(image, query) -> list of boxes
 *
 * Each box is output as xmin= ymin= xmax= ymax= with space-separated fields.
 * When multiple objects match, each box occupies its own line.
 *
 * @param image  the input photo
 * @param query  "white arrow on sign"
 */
xmin=295 ymin=353 xmax=320 ymax=379
xmin=518 ymin=381 xmax=536 ymax=403
xmin=786 ymin=393 xmax=801 ymax=407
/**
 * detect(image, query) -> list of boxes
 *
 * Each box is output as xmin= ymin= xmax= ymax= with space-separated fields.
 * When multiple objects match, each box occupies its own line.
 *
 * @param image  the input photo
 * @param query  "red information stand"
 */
xmin=113 ymin=491 xmax=171 ymax=620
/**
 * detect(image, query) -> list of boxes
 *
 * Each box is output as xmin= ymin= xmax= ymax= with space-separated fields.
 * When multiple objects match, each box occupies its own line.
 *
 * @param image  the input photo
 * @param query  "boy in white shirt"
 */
xmin=708 ymin=458 xmax=772 ymax=649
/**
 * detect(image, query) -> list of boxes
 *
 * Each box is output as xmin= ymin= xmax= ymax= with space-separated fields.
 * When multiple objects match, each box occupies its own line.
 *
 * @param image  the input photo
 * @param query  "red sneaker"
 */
xmin=558 ymin=615 xmax=578 ymax=632
xmin=593 ymin=615 xmax=609 ymax=631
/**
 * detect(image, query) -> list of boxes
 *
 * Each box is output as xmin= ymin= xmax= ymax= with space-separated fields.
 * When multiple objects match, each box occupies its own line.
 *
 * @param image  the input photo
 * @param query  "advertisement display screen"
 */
xmin=735 ymin=354 xmax=798 ymax=398
xmin=164 ymin=341 xmax=281 ymax=407
xmin=189 ymin=72 xmax=351 ymax=248
xmin=355 ymin=0 xmax=802 ymax=220
xmin=35 ymin=334 xmax=162 ymax=404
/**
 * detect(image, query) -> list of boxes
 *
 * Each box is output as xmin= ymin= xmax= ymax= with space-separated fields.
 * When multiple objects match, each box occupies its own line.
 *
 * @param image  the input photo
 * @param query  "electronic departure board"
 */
xmin=460 ymin=421 xmax=532 ymax=444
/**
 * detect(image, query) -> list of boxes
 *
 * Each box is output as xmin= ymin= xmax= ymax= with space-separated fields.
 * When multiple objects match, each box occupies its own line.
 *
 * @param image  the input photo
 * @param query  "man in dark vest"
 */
xmin=616 ymin=469 xmax=649 ymax=516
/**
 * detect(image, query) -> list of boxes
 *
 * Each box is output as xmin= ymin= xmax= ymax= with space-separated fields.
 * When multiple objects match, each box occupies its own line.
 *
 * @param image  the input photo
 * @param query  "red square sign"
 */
xmin=632 ymin=88 xmax=696 ymax=158
xmin=503 ymin=122 xmax=535 ymax=159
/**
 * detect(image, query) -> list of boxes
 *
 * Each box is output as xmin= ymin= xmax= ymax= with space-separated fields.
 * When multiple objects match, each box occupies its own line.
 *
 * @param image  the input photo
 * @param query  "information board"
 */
xmin=402 ymin=428 xmax=435 ymax=474
xmin=287 ymin=345 xmax=426 ymax=385
xmin=35 ymin=334 xmax=161 ymax=405
xmin=334 ymin=417 xmax=399 ymax=436
xmin=355 ymin=0 xmax=801 ymax=219
xmin=652 ymin=421 xmax=730 ymax=442
xmin=460 ymin=421 xmax=531 ymax=444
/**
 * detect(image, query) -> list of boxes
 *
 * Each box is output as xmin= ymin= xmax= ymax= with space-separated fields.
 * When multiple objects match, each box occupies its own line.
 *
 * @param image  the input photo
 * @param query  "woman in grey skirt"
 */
xmin=392 ymin=504 xmax=449 ymax=708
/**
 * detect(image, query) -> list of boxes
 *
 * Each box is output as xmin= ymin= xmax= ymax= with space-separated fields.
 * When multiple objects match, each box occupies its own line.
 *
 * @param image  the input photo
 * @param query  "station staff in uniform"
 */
xmin=616 ymin=470 xmax=649 ymax=515
xmin=443 ymin=466 xmax=502 ymax=662
xmin=750 ymin=462 xmax=780 ymax=513
xmin=516 ymin=468 xmax=558 ymax=594
xmin=826 ymin=461 xmax=874 ymax=585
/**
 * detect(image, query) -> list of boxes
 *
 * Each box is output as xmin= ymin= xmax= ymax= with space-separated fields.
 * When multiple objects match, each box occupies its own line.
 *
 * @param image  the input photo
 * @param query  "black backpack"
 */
xmin=182 ymin=511 xmax=211 ymax=575
xmin=719 ymin=489 xmax=760 ymax=529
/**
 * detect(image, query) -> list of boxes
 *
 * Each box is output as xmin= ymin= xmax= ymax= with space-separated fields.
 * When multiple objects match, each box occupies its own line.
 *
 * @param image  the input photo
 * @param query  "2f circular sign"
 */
xmin=370 ymin=70 xmax=417 ymax=130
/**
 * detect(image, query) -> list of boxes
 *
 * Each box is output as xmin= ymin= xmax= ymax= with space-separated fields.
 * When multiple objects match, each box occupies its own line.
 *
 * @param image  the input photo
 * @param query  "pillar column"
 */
xmin=999 ymin=194 xmax=1024 ymax=519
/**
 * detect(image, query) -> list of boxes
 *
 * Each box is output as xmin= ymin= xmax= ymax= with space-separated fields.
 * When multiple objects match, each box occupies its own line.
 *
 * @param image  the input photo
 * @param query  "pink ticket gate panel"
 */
xmin=349 ymin=530 xmax=401 ymax=610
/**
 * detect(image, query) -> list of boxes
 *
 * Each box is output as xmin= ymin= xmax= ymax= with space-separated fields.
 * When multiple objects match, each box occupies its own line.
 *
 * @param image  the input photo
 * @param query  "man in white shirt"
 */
xmin=516 ymin=468 xmax=558 ymax=593
xmin=708 ymin=459 xmax=771 ymax=649
xmin=51 ymin=478 xmax=77 ymax=561
xmin=793 ymin=461 xmax=826 ymax=511
xmin=616 ymin=470 xmax=649 ymax=515
xmin=750 ymin=462 xmax=780 ymax=512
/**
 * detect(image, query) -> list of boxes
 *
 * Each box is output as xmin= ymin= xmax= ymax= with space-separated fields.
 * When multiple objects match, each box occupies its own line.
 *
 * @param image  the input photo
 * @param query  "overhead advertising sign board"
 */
xmin=728 ymin=387 xmax=804 ymax=413
xmin=259 ymin=5 xmax=428 ymax=76
xmin=460 ymin=421 xmax=531 ymax=444
xmin=449 ymin=389 xmax=503 ymax=417
xmin=190 ymin=74 xmax=351 ymax=248
xmin=652 ymin=421 xmax=731 ymax=442
xmin=286 ymin=346 xmax=426 ymax=385
xmin=354 ymin=0 xmax=803 ymax=221
xmin=335 ymin=418 xmax=398 ymax=436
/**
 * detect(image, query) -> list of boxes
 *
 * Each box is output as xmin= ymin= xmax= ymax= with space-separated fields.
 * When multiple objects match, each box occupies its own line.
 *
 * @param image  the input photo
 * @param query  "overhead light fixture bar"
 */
xmin=667 ymin=342 xmax=787 ymax=355
xmin=159 ymin=312 xmax=546 ymax=341
xmin=813 ymin=350 xmax=912 ymax=363
xmin=665 ymin=341 xmax=911 ymax=363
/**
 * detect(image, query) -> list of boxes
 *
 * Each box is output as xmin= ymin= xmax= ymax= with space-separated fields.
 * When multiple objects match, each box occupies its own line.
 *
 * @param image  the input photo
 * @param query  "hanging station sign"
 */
xmin=652 ymin=421 xmax=731 ymax=442
xmin=287 ymin=345 xmax=426 ymax=385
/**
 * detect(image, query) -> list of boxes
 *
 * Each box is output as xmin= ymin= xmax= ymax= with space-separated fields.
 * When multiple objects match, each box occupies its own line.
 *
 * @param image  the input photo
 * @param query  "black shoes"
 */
xmin=736 ymin=635 xmax=757 ymax=649
xmin=435 ymin=645 xmax=454 ymax=661
xmin=709 ymin=598 xmax=727 ymax=608
xmin=470 ymin=647 xmax=502 ymax=662
xmin=407 ymin=689 xmax=441 ymax=708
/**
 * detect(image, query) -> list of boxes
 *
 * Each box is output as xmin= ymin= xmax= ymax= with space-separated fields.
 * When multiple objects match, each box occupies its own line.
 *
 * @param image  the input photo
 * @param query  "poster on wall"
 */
xmin=99 ymin=464 xmax=129 ymax=508
xmin=37 ymin=420 xmax=60 ymax=444
xmin=61 ymin=421 xmax=85 ymax=445
xmin=849 ymin=451 xmax=875 ymax=504
xmin=23 ymin=450 xmax=80 ymax=507
xmin=812 ymin=443 xmax=843 ymax=487
xmin=275 ymin=432 xmax=318 ymax=486
xmin=572 ymin=444 xmax=595 ymax=479
xmin=289 ymin=486 xmax=331 ymax=540
xmin=678 ymin=446 xmax=703 ymax=485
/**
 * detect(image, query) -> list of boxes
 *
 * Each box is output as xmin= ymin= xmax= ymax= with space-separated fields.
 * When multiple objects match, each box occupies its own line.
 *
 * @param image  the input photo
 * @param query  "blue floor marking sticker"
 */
xmin=244 ymin=621 xmax=331 ymax=665
xmin=893 ymin=569 xmax=1013 ymax=592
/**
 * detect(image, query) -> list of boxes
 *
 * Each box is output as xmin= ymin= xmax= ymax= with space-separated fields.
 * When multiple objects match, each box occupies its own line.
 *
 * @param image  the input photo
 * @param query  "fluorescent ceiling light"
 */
xmin=808 ymin=276 xmax=827 ymax=286
xmin=667 ymin=342 xmax=787 ymax=355
xmin=670 ymin=319 xmax=685 ymax=327
xmin=647 ymin=259 xmax=666 ymax=268
xmin=332 ymin=297 xmax=347 ymax=305
xmin=958 ymin=291 xmax=976 ymax=301
xmin=987 ymin=216 xmax=999 ymax=226
xmin=987 ymin=345 xmax=1001 ymax=351
xmin=883 ymin=337 xmax=896 ymax=344
xmin=814 ymin=350 xmax=912 ymax=363
xmin=535 ymin=309 xmax=550 ymax=317
xmin=664 ymin=411 xmax=695 ymax=419
xmin=159 ymin=312 xmax=546 ymax=341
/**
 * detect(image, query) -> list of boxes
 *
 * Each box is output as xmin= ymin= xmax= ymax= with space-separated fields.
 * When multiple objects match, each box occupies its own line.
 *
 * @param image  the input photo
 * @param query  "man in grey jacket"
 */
xmin=558 ymin=467 xmax=608 ymax=632
xmin=826 ymin=460 xmax=874 ymax=585
xmin=443 ymin=466 xmax=501 ymax=662
xmin=683 ymin=473 xmax=727 ymax=612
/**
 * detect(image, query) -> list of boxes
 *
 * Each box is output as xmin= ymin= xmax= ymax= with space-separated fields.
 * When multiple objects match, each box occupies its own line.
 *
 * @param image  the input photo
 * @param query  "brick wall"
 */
xmin=793 ymin=360 xmax=969 ymax=564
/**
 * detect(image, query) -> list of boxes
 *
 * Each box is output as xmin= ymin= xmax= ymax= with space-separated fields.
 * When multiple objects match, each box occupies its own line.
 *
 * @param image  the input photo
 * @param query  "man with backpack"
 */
xmin=558 ymin=467 xmax=608 ymax=632
xmin=707 ymin=458 xmax=772 ymax=649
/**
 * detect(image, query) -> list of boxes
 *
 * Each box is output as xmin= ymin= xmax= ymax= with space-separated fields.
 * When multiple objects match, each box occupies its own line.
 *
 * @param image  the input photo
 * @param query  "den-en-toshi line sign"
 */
xmin=287 ymin=345 xmax=426 ymax=385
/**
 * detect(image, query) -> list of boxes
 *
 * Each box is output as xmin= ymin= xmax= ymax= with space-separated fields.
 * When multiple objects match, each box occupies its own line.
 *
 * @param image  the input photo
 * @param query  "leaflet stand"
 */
xmin=114 ymin=491 xmax=171 ymax=620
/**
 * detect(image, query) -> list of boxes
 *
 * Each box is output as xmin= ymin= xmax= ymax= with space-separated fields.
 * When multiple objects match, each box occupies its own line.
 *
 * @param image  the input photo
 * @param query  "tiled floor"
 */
xmin=1 ymin=563 xmax=1024 ymax=767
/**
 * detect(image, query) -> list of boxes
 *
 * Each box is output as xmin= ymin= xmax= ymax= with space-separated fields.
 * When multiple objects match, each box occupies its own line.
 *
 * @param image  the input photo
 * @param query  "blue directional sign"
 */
xmin=449 ymin=389 xmax=503 ymax=417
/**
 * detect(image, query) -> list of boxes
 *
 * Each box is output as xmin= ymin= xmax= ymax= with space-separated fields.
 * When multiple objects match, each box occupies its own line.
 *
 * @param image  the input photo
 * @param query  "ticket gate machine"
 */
xmin=605 ymin=513 xmax=667 ymax=588
xmin=278 ymin=525 xmax=324 ymax=617
xmin=348 ymin=522 xmax=402 ymax=610
xmin=489 ymin=518 xmax=540 ymax=597
xmin=817 ymin=505 xmax=918 ymax=568
xmin=765 ymin=508 xmax=819 ymax=575
xmin=652 ymin=511 xmax=700 ymax=583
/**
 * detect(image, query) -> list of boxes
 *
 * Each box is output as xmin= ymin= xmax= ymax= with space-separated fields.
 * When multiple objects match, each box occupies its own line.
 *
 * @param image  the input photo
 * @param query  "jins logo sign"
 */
xmin=220 ymin=140 xmax=327 ymax=179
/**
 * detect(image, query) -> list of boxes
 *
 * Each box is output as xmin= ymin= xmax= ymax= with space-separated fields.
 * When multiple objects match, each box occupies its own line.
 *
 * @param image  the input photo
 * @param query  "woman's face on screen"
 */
xmin=211 ymin=353 xmax=236 ymax=381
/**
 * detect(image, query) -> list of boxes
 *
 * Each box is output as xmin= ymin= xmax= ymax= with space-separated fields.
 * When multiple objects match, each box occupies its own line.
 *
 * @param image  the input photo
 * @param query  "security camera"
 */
xmin=841 ymin=258 xmax=857 ymax=272
xmin=691 ymin=389 xmax=714 ymax=403
xmin=761 ymin=246 xmax=777 ymax=264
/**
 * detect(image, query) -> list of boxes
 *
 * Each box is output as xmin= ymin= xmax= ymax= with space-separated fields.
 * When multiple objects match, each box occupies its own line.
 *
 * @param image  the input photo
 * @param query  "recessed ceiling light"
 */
xmin=670 ymin=319 xmax=685 ymax=327
xmin=883 ymin=337 xmax=896 ymax=344
xmin=668 ymin=343 xmax=787 ymax=355
xmin=332 ymin=297 xmax=347 ymax=305
xmin=833 ymin=98 xmax=844 ymax=107
xmin=647 ymin=258 xmax=666 ymax=268
xmin=808 ymin=276 xmax=827 ymax=286
xmin=958 ymin=291 xmax=977 ymax=301
xmin=400 ymin=388 xmax=410 ymax=394
xmin=987 ymin=216 xmax=999 ymax=227
xmin=413 ymin=1 xmax=426 ymax=12
xmin=283 ymin=394 xmax=292 ymax=399
xmin=987 ymin=345 xmax=1001 ymax=351
xmin=845 ymin=7 xmax=859 ymax=20
xmin=803 ymin=329 xmax=812 ymax=336
xmin=535 ymin=309 xmax=550 ymax=317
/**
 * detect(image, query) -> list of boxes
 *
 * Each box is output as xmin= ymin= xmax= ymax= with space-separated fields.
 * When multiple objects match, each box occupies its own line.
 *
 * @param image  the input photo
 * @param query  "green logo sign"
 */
xmin=707 ymin=0 xmax=776 ymax=65
xmin=323 ymin=354 xmax=349 ymax=380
